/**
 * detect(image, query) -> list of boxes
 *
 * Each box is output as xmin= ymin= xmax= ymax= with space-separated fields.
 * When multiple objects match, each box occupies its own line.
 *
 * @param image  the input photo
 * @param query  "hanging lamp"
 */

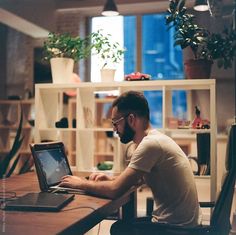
xmin=102 ymin=0 xmax=119 ymax=16
xmin=193 ymin=0 xmax=209 ymax=11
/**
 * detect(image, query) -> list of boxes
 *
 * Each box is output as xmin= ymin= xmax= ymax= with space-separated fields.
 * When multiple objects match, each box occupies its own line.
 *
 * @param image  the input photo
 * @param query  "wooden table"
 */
xmin=0 ymin=172 xmax=137 ymax=235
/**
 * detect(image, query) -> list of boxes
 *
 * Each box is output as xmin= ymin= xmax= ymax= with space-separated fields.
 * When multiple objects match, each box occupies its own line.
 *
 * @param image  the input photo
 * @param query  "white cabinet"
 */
xmin=35 ymin=79 xmax=217 ymax=200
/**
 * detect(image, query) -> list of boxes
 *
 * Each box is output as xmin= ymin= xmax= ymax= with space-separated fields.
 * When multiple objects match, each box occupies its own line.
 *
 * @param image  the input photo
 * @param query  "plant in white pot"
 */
xmin=43 ymin=32 xmax=92 ymax=83
xmin=91 ymin=30 xmax=125 ymax=82
xmin=166 ymin=0 xmax=236 ymax=79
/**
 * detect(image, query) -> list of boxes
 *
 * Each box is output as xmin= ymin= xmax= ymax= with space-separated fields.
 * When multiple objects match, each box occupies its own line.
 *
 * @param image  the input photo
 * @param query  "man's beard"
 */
xmin=119 ymin=120 xmax=135 ymax=144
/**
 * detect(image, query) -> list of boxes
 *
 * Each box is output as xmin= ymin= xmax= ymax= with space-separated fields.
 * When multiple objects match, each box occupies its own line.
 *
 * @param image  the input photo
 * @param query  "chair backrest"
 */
xmin=210 ymin=124 xmax=236 ymax=235
xmin=197 ymin=132 xmax=210 ymax=175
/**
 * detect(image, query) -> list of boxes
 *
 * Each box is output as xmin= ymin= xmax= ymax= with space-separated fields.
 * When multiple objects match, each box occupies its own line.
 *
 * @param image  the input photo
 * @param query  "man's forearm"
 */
xmin=81 ymin=179 xmax=122 ymax=199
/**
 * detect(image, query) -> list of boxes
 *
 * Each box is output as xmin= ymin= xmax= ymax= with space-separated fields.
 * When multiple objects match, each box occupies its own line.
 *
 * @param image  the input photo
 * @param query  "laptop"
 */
xmin=29 ymin=141 xmax=85 ymax=194
xmin=4 ymin=192 xmax=74 ymax=212
xmin=4 ymin=142 xmax=83 ymax=212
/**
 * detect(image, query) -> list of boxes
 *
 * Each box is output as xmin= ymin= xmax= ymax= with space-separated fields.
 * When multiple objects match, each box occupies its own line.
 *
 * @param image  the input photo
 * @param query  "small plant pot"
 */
xmin=50 ymin=58 xmax=74 ymax=84
xmin=100 ymin=69 xmax=116 ymax=82
xmin=184 ymin=59 xmax=213 ymax=79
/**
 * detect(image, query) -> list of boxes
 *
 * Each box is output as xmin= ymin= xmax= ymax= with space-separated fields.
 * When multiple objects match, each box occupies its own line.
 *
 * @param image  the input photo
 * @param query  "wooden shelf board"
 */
xmin=0 ymin=125 xmax=32 ymax=129
xmin=165 ymin=128 xmax=211 ymax=134
xmin=38 ymin=128 xmax=77 ymax=131
xmin=0 ymin=150 xmax=31 ymax=154
xmin=95 ymin=98 xmax=115 ymax=103
xmin=0 ymin=99 xmax=34 ymax=104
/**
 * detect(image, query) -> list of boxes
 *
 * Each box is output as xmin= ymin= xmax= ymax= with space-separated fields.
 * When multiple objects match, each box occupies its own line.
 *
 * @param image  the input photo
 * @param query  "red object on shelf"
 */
xmin=124 ymin=72 xmax=151 ymax=81
xmin=192 ymin=106 xmax=202 ymax=129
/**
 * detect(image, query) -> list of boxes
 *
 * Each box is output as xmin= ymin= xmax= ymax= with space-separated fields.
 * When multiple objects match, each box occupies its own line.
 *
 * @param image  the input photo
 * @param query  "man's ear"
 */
xmin=127 ymin=113 xmax=136 ymax=127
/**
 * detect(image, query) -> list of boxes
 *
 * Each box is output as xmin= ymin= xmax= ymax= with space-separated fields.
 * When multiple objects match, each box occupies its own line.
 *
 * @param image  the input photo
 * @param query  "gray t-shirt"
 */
xmin=128 ymin=129 xmax=201 ymax=226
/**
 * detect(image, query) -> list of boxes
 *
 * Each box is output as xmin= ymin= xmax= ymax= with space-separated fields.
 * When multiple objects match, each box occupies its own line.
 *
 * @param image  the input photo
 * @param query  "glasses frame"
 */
xmin=111 ymin=113 xmax=130 ymax=128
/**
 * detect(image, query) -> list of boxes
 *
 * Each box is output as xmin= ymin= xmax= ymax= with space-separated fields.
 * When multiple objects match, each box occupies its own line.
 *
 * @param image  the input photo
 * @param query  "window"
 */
xmin=91 ymin=13 xmax=186 ymax=128
xmin=91 ymin=16 xmax=124 ymax=82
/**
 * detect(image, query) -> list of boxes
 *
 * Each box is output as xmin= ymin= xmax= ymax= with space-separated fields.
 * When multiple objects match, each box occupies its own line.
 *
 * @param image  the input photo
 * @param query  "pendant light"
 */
xmin=193 ymin=0 xmax=209 ymax=11
xmin=102 ymin=0 xmax=119 ymax=16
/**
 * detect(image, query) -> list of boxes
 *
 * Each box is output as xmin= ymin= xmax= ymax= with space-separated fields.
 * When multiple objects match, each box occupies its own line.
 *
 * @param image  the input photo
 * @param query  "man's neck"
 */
xmin=133 ymin=129 xmax=149 ymax=145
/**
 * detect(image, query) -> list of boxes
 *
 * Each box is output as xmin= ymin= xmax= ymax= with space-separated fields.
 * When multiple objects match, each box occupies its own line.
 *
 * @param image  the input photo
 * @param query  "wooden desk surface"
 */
xmin=0 ymin=172 xmax=136 ymax=235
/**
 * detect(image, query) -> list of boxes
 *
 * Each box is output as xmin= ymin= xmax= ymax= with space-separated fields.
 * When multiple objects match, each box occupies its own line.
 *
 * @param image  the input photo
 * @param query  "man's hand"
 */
xmin=59 ymin=175 xmax=85 ymax=189
xmin=59 ymin=168 xmax=144 ymax=199
xmin=89 ymin=172 xmax=114 ymax=181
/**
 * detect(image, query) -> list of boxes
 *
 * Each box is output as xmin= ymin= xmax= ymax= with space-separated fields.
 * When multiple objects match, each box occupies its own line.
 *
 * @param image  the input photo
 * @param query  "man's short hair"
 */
xmin=112 ymin=91 xmax=150 ymax=122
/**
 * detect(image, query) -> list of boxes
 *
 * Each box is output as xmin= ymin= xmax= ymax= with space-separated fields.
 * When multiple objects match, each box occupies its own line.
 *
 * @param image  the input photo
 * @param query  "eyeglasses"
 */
xmin=112 ymin=114 xmax=130 ymax=128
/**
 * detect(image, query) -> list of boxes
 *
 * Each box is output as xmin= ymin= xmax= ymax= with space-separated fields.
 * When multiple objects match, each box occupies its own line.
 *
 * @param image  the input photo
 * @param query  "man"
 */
xmin=59 ymin=91 xmax=201 ymax=234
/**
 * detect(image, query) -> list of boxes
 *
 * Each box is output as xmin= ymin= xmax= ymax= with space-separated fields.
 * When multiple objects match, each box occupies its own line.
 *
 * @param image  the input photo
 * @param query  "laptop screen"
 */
xmin=35 ymin=148 xmax=71 ymax=186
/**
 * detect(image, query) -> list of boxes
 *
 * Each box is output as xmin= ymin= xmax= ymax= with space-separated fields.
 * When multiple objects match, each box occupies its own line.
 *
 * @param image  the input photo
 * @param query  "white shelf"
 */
xmin=164 ymin=128 xmax=211 ymax=133
xmin=35 ymin=79 xmax=217 ymax=200
xmin=35 ymin=79 xmax=215 ymax=90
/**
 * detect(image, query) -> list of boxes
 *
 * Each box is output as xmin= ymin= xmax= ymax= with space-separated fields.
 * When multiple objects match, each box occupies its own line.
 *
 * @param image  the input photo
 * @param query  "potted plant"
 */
xmin=166 ymin=0 xmax=236 ymax=79
xmin=202 ymin=28 xmax=236 ymax=69
xmin=43 ymin=32 xmax=92 ymax=83
xmin=91 ymin=30 xmax=125 ymax=82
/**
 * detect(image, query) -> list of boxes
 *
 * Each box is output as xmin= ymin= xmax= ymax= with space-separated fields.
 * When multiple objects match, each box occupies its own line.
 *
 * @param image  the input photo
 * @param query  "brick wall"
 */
xmin=56 ymin=11 xmax=81 ymax=36
xmin=56 ymin=11 xmax=87 ymax=80
xmin=6 ymin=28 xmax=34 ymax=98
xmin=2 ymin=11 xmax=87 ymax=98
xmin=0 ymin=24 xmax=7 ymax=99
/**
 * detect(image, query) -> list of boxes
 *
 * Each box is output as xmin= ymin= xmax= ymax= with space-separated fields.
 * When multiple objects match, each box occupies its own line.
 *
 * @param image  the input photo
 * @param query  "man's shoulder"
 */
xmin=145 ymin=129 xmax=169 ymax=142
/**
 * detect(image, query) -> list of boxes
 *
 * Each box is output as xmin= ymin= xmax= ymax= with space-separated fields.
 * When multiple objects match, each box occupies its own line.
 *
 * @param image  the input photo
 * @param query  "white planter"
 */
xmin=50 ymin=58 xmax=74 ymax=84
xmin=100 ymin=69 xmax=116 ymax=82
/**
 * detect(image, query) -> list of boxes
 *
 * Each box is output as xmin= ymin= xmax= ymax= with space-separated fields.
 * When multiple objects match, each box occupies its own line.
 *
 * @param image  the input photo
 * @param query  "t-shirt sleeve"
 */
xmin=128 ymin=136 xmax=162 ymax=173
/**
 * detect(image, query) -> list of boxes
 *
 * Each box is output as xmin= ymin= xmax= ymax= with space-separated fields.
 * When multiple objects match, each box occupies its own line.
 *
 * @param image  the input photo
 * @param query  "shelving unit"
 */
xmin=35 ymin=79 xmax=217 ymax=200
xmin=0 ymin=99 xmax=35 ymax=176
xmin=0 ymin=99 xmax=34 ymax=154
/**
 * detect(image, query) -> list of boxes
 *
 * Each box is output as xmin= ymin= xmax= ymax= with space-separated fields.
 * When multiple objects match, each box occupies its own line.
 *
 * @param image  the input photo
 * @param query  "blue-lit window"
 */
xmin=123 ymin=16 xmax=136 ymax=74
xmin=91 ymin=13 xmax=186 ymax=128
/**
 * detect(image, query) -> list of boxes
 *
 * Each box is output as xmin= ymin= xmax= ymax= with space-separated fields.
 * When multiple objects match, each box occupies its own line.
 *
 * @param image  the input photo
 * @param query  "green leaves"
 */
xmin=43 ymin=32 xmax=93 ymax=62
xmin=0 ymin=106 xmax=24 ymax=179
xmin=166 ymin=0 xmax=202 ymax=59
xmin=205 ymin=29 xmax=236 ymax=69
xmin=91 ymin=30 xmax=125 ymax=68
xmin=178 ymin=0 xmax=185 ymax=11
xmin=166 ymin=0 xmax=236 ymax=68
xmin=43 ymin=30 xmax=125 ymax=68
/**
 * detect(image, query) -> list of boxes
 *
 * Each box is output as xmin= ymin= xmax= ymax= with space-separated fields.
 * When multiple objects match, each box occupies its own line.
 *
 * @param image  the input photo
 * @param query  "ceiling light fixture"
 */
xmin=193 ymin=0 xmax=209 ymax=11
xmin=102 ymin=0 xmax=119 ymax=16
